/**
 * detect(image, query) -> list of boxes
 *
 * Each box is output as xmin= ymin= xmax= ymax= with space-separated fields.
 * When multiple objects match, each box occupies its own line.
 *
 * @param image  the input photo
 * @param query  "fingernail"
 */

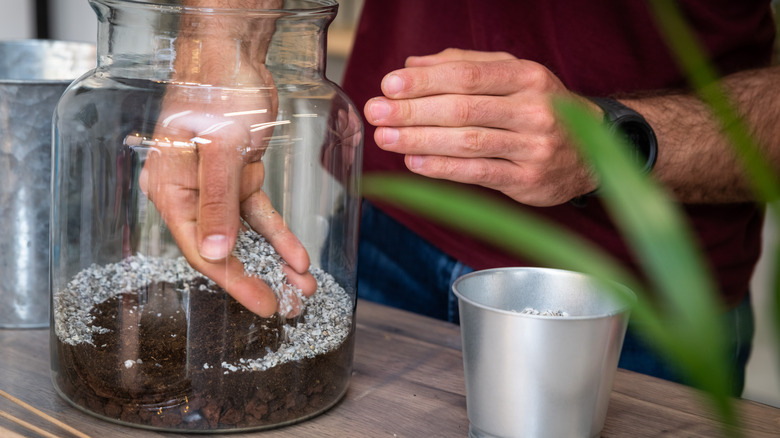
xmin=408 ymin=155 xmax=423 ymax=170
xmin=380 ymin=127 xmax=399 ymax=146
xmin=383 ymin=74 xmax=405 ymax=96
xmin=368 ymin=99 xmax=391 ymax=121
xmin=201 ymin=234 xmax=230 ymax=261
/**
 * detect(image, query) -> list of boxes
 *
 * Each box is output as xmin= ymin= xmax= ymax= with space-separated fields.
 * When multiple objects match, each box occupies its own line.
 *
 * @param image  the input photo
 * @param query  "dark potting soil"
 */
xmin=54 ymin=278 xmax=354 ymax=431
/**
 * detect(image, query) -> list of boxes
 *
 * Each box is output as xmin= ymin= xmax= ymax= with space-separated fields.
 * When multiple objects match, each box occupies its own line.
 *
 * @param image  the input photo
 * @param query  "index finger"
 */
xmin=380 ymin=58 xmax=541 ymax=100
xmin=405 ymin=48 xmax=516 ymax=67
xmin=195 ymin=137 xmax=245 ymax=262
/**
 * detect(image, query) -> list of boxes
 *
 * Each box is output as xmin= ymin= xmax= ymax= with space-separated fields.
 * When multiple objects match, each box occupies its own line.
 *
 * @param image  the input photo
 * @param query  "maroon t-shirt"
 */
xmin=342 ymin=0 xmax=775 ymax=307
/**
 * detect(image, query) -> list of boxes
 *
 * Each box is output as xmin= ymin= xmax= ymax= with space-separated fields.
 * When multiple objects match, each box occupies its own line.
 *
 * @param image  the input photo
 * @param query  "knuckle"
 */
xmin=457 ymin=62 xmax=484 ymax=92
xmin=472 ymin=161 xmax=494 ymax=185
xmin=518 ymin=167 xmax=545 ymax=192
xmin=540 ymin=109 xmax=560 ymax=132
xmin=462 ymin=129 xmax=482 ymax=154
xmin=535 ymin=144 xmax=557 ymax=164
xmin=452 ymin=97 xmax=494 ymax=126
xmin=440 ymin=47 xmax=462 ymax=57
xmin=525 ymin=102 xmax=559 ymax=134
xmin=520 ymin=60 xmax=548 ymax=82
xmin=462 ymin=129 xmax=488 ymax=155
xmin=437 ymin=157 xmax=491 ymax=185
xmin=199 ymin=200 xmax=231 ymax=222
xmin=199 ymin=205 xmax=236 ymax=234
xmin=414 ymin=71 xmax=433 ymax=94
xmin=201 ymin=179 xmax=230 ymax=201
xmin=393 ymin=99 xmax=411 ymax=121
xmin=525 ymin=138 xmax=559 ymax=168
xmin=419 ymin=156 xmax=455 ymax=179
xmin=451 ymin=99 xmax=473 ymax=126
xmin=461 ymin=128 xmax=519 ymax=160
xmin=443 ymin=158 xmax=469 ymax=180
xmin=512 ymin=60 xmax=557 ymax=90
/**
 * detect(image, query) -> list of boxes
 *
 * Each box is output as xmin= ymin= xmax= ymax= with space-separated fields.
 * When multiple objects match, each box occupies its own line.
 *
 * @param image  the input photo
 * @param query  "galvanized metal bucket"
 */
xmin=0 ymin=40 xmax=95 ymax=328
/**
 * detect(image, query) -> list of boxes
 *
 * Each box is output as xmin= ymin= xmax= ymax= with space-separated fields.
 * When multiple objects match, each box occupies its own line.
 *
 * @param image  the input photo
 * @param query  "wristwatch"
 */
xmin=589 ymin=96 xmax=658 ymax=173
xmin=570 ymin=97 xmax=658 ymax=207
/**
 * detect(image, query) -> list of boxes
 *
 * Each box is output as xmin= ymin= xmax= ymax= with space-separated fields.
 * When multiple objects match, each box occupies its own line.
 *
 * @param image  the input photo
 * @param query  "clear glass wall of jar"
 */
xmin=50 ymin=0 xmax=362 ymax=432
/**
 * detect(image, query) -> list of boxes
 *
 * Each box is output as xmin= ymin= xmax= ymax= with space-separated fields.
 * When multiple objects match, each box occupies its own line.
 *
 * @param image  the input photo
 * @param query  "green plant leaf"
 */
xmin=554 ymin=98 xmax=736 ymax=427
xmin=361 ymin=173 xmax=658 ymax=333
xmin=647 ymin=0 xmax=780 ymax=430
xmin=362 ymin=174 xmax=636 ymax=295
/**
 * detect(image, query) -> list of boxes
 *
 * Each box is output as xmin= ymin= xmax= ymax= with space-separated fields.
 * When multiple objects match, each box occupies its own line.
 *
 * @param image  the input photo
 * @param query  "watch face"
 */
xmin=621 ymin=120 xmax=655 ymax=172
xmin=614 ymin=115 xmax=657 ymax=173
xmin=589 ymin=97 xmax=658 ymax=173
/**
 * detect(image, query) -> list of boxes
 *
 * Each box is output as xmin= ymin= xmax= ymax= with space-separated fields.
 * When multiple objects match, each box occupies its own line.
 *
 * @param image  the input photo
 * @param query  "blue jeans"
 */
xmin=357 ymin=201 xmax=754 ymax=396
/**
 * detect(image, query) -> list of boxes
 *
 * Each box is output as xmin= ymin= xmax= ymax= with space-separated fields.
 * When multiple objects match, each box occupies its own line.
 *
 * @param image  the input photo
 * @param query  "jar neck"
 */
xmin=89 ymin=0 xmax=336 ymax=84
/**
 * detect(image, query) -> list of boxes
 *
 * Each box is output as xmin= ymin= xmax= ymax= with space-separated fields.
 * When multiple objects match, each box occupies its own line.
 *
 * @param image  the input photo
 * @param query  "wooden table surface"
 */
xmin=1 ymin=299 xmax=778 ymax=437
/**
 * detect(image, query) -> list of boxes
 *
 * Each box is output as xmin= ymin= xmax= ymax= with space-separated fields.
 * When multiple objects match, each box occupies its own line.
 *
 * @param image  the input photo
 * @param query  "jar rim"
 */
xmin=89 ymin=0 xmax=338 ymax=15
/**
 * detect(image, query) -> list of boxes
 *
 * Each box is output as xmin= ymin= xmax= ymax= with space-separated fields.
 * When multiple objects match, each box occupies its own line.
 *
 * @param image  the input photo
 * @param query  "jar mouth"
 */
xmin=90 ymin=0 xmax=338 ymax=15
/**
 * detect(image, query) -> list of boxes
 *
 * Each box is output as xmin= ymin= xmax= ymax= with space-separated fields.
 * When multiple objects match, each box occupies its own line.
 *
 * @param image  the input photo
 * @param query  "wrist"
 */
xmin=570 ymin=97 xmax=658 ymax=207
xmin=174 ymin=1 xmax=281 ymax=86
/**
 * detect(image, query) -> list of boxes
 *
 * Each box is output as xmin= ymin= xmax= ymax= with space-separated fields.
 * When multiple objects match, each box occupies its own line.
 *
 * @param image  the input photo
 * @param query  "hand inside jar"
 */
xmin=138 ymin=2 xmax=316 ymax=318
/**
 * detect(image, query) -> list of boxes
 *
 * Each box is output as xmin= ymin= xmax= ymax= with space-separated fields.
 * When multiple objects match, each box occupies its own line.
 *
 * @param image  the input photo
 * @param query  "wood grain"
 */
xmin=0 ymin=300 xmax=777 ymax=437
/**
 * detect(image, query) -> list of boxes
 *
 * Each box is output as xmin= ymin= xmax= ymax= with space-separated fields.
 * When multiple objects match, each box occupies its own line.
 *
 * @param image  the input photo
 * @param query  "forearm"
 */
xmin=176 ymin=0 xmax=282 ymax=85
xmin=621 ymin=66 xmax=780 ymax=204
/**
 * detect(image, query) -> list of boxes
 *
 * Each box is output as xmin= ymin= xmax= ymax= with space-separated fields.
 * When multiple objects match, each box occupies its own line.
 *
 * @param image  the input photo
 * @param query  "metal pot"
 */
xmin=0 ymin=40 xmax=95 ymax=328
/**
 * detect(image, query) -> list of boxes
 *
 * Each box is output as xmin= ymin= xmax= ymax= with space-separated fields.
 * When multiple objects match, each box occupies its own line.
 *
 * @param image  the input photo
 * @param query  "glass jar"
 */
xmin=50 ymin=0 xmax=362 ymax=432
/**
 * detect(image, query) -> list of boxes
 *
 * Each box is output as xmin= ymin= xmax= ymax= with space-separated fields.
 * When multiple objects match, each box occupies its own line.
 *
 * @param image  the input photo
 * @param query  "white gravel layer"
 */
xmin=54 ymin=230 xmax=353 ymax=371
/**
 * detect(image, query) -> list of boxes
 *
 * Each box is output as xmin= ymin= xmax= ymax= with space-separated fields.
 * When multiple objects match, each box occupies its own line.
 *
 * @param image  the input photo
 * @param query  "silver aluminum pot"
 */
xmin=453 ymin=267 xmax=633 ymax=438
xmin=0 ymin=40 xmax=95 ymax=328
